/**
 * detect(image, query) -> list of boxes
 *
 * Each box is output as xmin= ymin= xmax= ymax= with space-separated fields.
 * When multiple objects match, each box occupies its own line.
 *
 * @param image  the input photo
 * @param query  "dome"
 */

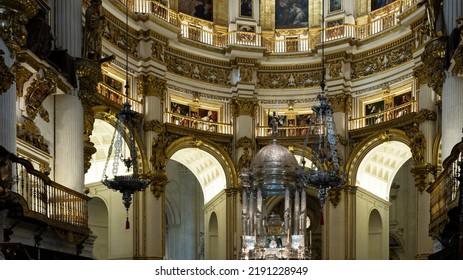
xmin=249 ymin=139 xmax=301 ymax=195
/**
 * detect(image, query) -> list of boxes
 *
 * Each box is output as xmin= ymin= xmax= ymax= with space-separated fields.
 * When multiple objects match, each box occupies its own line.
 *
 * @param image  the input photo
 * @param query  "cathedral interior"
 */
xmin=1 ymin=0 xmax=463 ymax=260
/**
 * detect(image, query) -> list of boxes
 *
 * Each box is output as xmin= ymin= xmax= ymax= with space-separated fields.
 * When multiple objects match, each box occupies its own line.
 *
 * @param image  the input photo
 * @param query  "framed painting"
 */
xmin=329 ymin=0 xmax=342 ymax=13
xmin=103 ymin=74 xmax=123 ymax=93
xmin=179 ymin=0 xmax=213 ymax=21
xmin=393 ymin=92 xmax=411 ymax=107
xmin=275 ymin=0 xmax=308 ymax=29
xmin=365 ymin=100 xmax=384 ymax=125
xmin=240 ymin=0 xmax=252 ymax=17
xmin=371 ymin=0 xmax=394 ymax=11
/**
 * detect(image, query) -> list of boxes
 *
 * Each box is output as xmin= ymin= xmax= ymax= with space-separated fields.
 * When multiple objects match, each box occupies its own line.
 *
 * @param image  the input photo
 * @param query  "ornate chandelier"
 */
xmin=101 ymin=2 xmax=150 ymax=229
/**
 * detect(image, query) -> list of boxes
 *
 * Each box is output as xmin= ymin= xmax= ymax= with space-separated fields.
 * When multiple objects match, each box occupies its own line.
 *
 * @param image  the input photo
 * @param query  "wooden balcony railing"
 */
xmin=165 ymin=111 xmax=233 ymax=134
xmin=115 ymin=0 xmax=421 ymax=53
xmin=1 ymin=146 xmax=90 ymax=229
xmin=427 ymin=141 xmax=463 ymax=237
xmin=348 ymin=101 xmax=417 ymax=130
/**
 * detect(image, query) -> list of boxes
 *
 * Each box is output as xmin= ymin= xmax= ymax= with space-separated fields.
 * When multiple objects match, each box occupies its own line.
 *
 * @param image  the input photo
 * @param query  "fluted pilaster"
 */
xmin=0 ymin=43 xmax=16 ymax=152
xmin=442 ymin=75 xmax=463 ymax=159
xmin=53 ymin=0 xmax=82 ymax=58
xmin=443 ymin=1 xmax=463 ymax=36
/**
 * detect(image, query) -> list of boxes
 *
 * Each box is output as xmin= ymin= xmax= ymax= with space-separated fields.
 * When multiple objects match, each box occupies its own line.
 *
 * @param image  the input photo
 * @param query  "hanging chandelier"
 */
xmin=239 ymin=0 xmax=344 ymax=260
xmin=101 ymin=2 xmax=150 ymax=229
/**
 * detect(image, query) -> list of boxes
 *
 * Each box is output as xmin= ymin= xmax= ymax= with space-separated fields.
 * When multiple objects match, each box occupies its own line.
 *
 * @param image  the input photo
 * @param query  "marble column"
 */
xmin=441 ymin=75 xmax=463 ymax=159
xmin=52 ymin=0 xmax=83 ymax=57
xmin=0 ymin=42 xmax=16 ymax=152
xmin=135 ymin=75 xmax=166 ymax=259
xmin=54 ymin=94 xmax=84 ymax=192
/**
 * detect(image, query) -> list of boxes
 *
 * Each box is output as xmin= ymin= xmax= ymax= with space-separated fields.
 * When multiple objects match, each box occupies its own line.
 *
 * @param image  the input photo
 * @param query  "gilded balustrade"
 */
xmin=12 ymin=155 xmax=90 ymax=229
xmin=165 ymin=111 xmax=233 ymax=135
xmin=114 ymin=0 xmax=421 ymax=53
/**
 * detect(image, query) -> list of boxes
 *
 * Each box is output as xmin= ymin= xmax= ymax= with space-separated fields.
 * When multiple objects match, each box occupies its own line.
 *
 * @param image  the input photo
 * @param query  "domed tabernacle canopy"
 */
xmin=249 ymin=138 xmax=301 ymax=196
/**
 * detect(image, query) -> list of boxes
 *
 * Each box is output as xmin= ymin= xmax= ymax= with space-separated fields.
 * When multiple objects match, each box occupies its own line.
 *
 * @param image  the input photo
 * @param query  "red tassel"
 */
xmin=320 ymin=211 xmax=324 ymax=225
xmin=126 ymin=217 xmax=130 ymax=229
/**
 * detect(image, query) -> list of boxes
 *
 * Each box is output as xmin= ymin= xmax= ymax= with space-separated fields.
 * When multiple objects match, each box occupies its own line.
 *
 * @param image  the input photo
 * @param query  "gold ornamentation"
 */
xmin=236 ymin=136 xmax=254 ymax=149
xmin=12 ymin=63 xmax=32 ymax=97
xmin=140 ymin=74 xmax=166 ymax=99
xmin=24 ymin=76 xmax=55 ymax=122
xmin=237 ymin=147 xmax=252 ymax=173
xmin=418 ymin=108 xmax=437 ymax=121
xmin=411 ymin=163 xmax=434 ymax=192
xmin=336 ymin=134 xmax=348 ymax=146
xmin=257 ymin=71 xmax=321 ymax=89
xmin=0 ymin=50 xmax=14 ymax=94
xmin=328 ymin=187 xmax=342 ymax=207
xmin=151 ymin=41 xmax=165 ymax=62
xmin=166 ymin=54 xmax=230 ymax=86
xmin=143 ymin=119 xmax=162 ymax=132
xmin=414 ymin=37 xmax=446 ymax=96
xmin=148 ymin=170 xmax=168 ymax=199
xmin=328 ymin=60 xmax=342 ymax=78
xmin=151 ymin=126 xmax=170 ymax=172
xmin=84 ymin=141 xmax=97 ymax=174
xmin=83 ymin=0 xmax=104 ymax=61
xmin=16 ymin=117 xmax=49 ymax=153
xmin=239 ymin=65 xmax=254 ymax=83
xmin=102 ymin=9 xmax=139 ymax=57
xmin=194 ymin=138 xmax=203 ymax=148
xmin=328 ymin=93 xmax=351 ymax=114
xmin=0 ymin=0 xmax=37 ymax=54
xmin=230 ymin=96 xmax=258 ymax=118
xmin=351 ymin=42 xmax=413 ymax=79
xmin=410 ymin=131 xmax=426 ymax=163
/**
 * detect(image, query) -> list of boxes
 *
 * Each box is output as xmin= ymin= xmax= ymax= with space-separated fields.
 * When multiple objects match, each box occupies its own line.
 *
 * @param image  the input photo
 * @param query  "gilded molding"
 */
xmin=0 ymin=0 xmax=37 ymax=54
xmin=148 ymin=170 xmax=168 ymax=199
xmin=239 ymin=65 xmax=254 ymax=83
xmin=328 ymin=60 xmax=342 ymax=79
xmin=16 ymin=117 xmax=49 ymax=153
xmin=414 ymin=37 xmax=446 ymax=96
xmin=236 ymin=136 xmax=254 ymax=149
xmin=150 ymin=125 xmax=171 ymax=172
xmin=166 ymin=52 xmax=230 ymax=86
xmin=13 ymin=63 xmax=32 ymax=97
xmin=230 ymin=96 xmax=258 ymax=118
xmin=417 ymin=108 xmax=437 ymax=122
xmin=25 ymin=76 xmax=55 ymax=122
xmin=0 ymin=50 xmax=14 ymax=95
xmin=351 ymin=41 xmax=413 ymax=79
xmin=140 ymin=74 xmax=166 ymax=99
xmin=328 ymin=93 xmax=351 ymax=114
xmin=257 ymin=70 xmax=322 ymax=89
xmin=328 ymin=187 xmax=342 ymax=207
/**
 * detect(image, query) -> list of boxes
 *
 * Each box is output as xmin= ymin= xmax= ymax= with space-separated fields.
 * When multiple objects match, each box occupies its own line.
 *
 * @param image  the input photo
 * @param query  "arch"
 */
xmin=368 ymin=209 xmax=383 ymax=259
xmin=88 ymin=196 xmax=109 ymax=260
xmin=166 ymin=136 xmax=237 ymax=203
xmin=346 ymin=129 xmax=412 ymax=200
xmin=208 ymin=212 xmax=219 ymax=260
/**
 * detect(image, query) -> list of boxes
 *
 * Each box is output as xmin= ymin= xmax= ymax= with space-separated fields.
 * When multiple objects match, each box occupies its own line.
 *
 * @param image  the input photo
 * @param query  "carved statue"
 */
xmin=25 ymin=8 xmax=52 ymax=59
xmin=411 ymin=132 xmax=426 ymax=163
xmin=237 ymin=148 xmax=252 ymax=172
xmin=83 ymin=0 xmax=104 ymax=61
xmin=151 ymin=128 xmax=169 ymax=171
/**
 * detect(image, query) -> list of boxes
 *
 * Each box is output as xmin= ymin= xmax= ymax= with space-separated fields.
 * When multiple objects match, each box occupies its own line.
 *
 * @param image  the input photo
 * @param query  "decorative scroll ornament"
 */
xmin=24 ymin=76 xmax=55 ymax=122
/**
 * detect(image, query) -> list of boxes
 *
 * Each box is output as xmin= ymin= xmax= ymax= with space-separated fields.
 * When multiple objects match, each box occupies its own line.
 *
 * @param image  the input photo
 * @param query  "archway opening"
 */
xmin=368 ymin=209 xmax=383 ymax=259
xmin=88 ymin=197 xmax=109 ymax=259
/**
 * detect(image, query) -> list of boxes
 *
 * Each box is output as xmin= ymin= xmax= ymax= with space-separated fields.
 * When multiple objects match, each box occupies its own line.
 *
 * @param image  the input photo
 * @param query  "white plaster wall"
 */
xmin=204 ymin=190 xmax=227 ymax=260
xmin=355 ymin=187 xmax=390 ymax=260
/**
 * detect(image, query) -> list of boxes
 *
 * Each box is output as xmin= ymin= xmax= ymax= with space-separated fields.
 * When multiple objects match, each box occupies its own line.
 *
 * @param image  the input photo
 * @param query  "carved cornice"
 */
xmin=231 ymin=96 xmax=258 ymax=118
xmin=0 ymin=50 xmax=14 ymax=95
xmin=0 ymin=0 xmax=37 ymax=54
xmin=257 ymin=69 xmax=322 ymax=89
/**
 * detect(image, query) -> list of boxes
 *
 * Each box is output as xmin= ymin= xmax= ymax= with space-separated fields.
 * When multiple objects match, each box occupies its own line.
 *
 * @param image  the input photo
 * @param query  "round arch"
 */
xmin=166 ymin=136 xmax=238 ymax=197
xmin=346 ymin=129 xmax=412 ymax=200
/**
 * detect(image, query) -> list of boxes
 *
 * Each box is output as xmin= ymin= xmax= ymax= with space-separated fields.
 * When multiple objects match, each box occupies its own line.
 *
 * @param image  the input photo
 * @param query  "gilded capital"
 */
xmin=0 ymin=0 xmax=37 ymax=54
xmin=328 ymin=93 xmax=351 ymax=114
xmin=140 ymin=74 xmax=166 ymax=99
xmin=0 ymin=50 xmax=14 ymax=95
xmin=231 ymin=96 xmax=258 ymax=118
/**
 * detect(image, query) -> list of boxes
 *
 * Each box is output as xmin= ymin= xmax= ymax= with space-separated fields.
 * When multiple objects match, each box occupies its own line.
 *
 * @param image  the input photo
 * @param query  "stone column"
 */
xmin=0 ymin=0 xmax=37 ymax=151
xmin=137 ymin=74 xmax=166 ymax=259
xmin=52 ymin=0 xmax=82 ymax=57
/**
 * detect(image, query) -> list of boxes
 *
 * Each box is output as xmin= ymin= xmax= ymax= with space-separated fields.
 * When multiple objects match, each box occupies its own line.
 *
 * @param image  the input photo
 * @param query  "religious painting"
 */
xmin=275 ymin=0 xmax=308 ymax=29
xmin=103 ymin=74 xmax=123 ymax=94
xmin=296 ymin=114 xmax=311 ymax=126
xmin=393 ymin=92 xmax=411 ymax=107
xmin=268 ymin=114 xmax=286 ymax=126
xmin=365 ymin=100 xmax=384 ymax=125
xmin=171 ymin=102 xmax=190 ymax=126
xmin=240 ymin=0 xmax=252 ymax=17
xmin=179 ymin=0 xmax=213 ymax=21
xmin=371 ymin=0 xmax=394 ymax=11
xmin=198 ymin=109 xmax=218 ymax=132
xmin=329 ymin=0 xmax=342 ymax=13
